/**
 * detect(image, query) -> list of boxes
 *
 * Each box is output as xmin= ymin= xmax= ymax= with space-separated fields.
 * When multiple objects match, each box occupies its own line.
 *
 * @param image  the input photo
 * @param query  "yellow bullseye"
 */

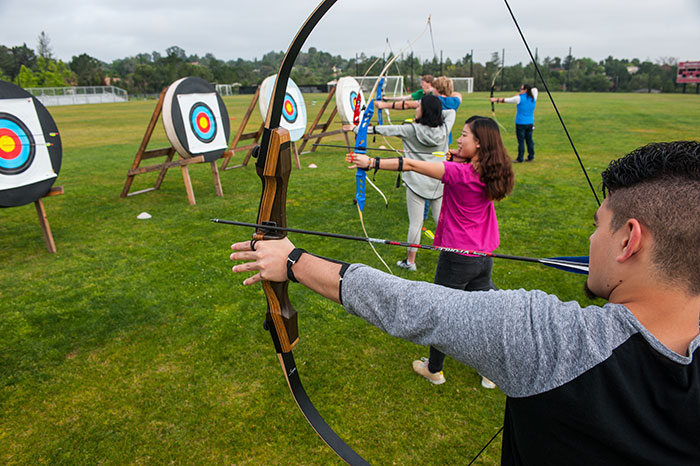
xmin=198 ymin=116 xmax=209 ymax=131
xmin=0 ymin=134 xmax=16 ymax=153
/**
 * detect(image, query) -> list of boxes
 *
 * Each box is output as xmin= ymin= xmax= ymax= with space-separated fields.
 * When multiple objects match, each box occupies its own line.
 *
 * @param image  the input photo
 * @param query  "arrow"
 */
xmin=313 ymin=143 xmax=446 ymax=157
xmin=212 ymin=219 xmax=589 ymax=275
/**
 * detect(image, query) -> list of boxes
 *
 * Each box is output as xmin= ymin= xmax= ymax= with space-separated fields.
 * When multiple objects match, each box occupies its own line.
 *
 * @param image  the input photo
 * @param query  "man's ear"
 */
xmin=616 ymin=218 xmax=644 ymax=263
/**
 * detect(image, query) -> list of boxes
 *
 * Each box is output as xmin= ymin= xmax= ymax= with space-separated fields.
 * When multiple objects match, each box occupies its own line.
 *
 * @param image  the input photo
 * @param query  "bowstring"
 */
xmin=357 ymin=204 xmax=393 ymax=274
xmin=468 ymin=3 xmax=604 ymax=464
xmin=502 ymin=0 xmax=601 ymax=206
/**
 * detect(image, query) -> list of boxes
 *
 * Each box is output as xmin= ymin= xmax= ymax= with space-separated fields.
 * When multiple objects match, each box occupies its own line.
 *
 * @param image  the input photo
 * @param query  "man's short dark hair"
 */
xmin=601 ymin=141 xmax=700 ymax=294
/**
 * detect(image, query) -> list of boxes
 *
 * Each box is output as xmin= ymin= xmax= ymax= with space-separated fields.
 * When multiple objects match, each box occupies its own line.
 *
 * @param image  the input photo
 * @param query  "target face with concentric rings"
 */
xmin=189 ymin=102 xmax=217 ymax=143
xmin=0 ymin=80 xmax=61 ymax=208
xmin=282 ymin=93 xmax=298 ymax=124
xmin=259 ymin=74 xmax=307 ymax=142
xmin=335 ymin=76 xmax=365 ymax=125
xmin=0 ymin=113 xmax=36 ymax=175
xmin=349 ymin=91 xmax=359 ymax=111
xmin=162 ymin=77 xmax=230 ymax=163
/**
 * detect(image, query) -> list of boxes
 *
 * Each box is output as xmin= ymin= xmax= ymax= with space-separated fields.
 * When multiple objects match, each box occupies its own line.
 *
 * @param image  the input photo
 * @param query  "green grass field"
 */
xmin=1 ymin=90 xmax=698 ymax=465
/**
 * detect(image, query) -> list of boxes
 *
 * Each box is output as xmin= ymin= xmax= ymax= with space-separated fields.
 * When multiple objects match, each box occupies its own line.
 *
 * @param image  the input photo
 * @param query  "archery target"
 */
xmin=0 ymin=81 xmax=61 ymax=208
xmin=336 ymin=76 xmax=366 ymax=125
xmin=162 ymin=77 xmax=230 ymax=163
xmin=258 ymin=74 xmax=307 ymax=142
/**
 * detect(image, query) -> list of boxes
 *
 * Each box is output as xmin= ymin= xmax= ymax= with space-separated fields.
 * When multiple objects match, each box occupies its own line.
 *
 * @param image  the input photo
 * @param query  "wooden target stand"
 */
xmin=34 ymin=185 xmax=64 ymax=253
xmin=219 ymin=86 xmax=302 ymax=170
xmin=120 ymin=87 xmax=223 ymax=205
xmin=4 ymin=186 xmax=64 ymax=253
xmin=297 ymin=85 xmax=352 ymax=154
xmin=1 ymin=80 xmax=65 ymax=253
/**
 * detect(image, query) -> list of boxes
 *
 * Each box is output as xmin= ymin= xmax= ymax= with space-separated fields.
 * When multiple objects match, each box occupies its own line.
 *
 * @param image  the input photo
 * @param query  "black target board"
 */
xmin=0 ymin=81 xmax=62 ymax=207
xmin=162 ymin=77 xmax=230 ymax=163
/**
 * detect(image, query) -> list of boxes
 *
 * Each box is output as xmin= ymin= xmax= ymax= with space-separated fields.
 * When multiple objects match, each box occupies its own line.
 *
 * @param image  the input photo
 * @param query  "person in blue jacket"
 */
xmin=491 ymin=84 xmax=537 ymax=163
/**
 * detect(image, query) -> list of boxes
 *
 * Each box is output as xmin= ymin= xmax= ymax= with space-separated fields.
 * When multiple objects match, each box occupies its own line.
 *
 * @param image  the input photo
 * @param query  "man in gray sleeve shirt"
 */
xmin=230 ymin=141 xmax=700 ymax=465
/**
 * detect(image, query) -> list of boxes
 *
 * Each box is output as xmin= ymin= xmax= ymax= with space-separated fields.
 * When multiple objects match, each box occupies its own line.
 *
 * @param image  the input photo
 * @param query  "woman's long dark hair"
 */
xmin=414 ymin=94 xmax=444 ymax=128
xmin=522 ymin=83 xmax=535 ymax=101
xmin=466 ymin=116 xmax=514 ymax=201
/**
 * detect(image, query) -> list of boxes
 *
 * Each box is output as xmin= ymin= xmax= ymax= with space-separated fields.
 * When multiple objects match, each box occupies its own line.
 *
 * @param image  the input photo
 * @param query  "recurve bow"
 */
xmin=252 ymin=1 xmax=370 ymax=464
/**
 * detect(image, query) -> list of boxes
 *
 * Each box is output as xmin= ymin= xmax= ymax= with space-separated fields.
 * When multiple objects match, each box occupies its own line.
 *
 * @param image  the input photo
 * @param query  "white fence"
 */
xmin=25 ymin=86 xmax=129 ymax=106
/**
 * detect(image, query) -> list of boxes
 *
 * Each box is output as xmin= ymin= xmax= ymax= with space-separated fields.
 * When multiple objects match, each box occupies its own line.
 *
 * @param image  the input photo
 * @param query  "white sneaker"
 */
xmin=412 ymin=357 xmax=445 ymax=384
xmin=481 ymin=376 xmax=496 ymax=389
xmin=396 ymin=259 xmax=417 ymax=271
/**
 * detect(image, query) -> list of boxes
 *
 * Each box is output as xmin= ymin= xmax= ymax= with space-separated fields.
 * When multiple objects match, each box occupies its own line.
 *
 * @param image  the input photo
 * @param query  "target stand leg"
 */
xmin=181 ymin=165 xmax=196 ymax=205
xmin=34 ymin=199 xmax=56 ymax=253
xmin=292 ymin=142 xmax=301 ymax=170
xmin=210 ymin=162 xmax=224 ymax=197
xmin=33 ymin=186 xmax=63 ymax=253
xmin=34 ymin=186 xmax=64 ymax=254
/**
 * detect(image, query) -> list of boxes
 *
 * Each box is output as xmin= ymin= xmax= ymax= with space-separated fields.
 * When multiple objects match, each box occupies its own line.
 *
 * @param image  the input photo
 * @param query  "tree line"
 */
xmin=0 ymin=33 xmax=686 ymax=95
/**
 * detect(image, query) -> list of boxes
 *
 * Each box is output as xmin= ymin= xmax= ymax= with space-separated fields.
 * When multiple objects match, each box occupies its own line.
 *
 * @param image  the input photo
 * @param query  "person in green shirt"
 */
xmin=376 ymin=74 xmax=434 ymax=110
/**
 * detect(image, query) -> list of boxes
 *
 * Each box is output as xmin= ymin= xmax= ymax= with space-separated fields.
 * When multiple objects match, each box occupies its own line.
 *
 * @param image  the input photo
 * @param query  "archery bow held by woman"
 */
xmin=230 ymin=140 xmax=700 ymax=466
xmin=354 ymin=94 xmax=453 ymax=271
xmin=490 ymin=83 xmax=537 ymax=163
xmin=349 ymin=116 xmax=514 ymax=388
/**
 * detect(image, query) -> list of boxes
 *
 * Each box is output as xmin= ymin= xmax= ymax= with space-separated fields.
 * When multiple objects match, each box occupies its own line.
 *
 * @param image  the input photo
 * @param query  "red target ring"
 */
xmin=0 ymin=128 xmax=22 ymax=159
xmin=196 ymin=113 xmax=210 ymax=132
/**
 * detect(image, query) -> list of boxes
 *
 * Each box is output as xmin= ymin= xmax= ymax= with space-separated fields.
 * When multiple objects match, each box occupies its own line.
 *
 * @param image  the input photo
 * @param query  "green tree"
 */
xmin=70 ymin=53 xmax=105 ymax=86
xmin=34 ymin=56 xmax=73 ymax=87
xmin=16 ymin=65 xmax=38 ymax=87
xmin=6 ymin=44 xmax=37 ymax=82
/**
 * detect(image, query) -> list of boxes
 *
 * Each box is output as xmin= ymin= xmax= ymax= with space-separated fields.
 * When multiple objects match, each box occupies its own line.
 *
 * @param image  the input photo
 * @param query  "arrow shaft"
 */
xmin=313 ymin=143 xmax=444 ymax=157
xmin=212 ymin=219 xmax=588 ymax=273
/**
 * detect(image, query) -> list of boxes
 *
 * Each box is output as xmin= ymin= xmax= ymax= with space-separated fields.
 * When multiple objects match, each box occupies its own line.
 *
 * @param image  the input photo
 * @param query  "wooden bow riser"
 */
xmin=255 ymin=127 xmax=299 ymax=353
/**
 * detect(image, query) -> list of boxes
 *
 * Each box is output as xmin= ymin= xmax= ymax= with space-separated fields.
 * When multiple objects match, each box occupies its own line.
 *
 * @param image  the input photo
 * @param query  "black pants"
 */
xmin=515 ymin=124 xmax=535 ymax=162
xmin=428 ymin=252 xmax=497 ymax=373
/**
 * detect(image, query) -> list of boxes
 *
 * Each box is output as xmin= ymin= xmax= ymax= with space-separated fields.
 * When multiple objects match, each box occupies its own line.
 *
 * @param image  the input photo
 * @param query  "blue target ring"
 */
xmin=189 ymin=102 xmax=217 ymax=143
xmin=282 ymin=92 xmax=298 ymax=123
xmin=0 ymin=113 xmax=35 ymax=175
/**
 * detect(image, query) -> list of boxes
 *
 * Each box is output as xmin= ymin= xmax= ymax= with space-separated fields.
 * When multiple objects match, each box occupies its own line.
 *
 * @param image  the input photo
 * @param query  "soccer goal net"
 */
xmin=451 ymin=77 xmax=474 ymax=94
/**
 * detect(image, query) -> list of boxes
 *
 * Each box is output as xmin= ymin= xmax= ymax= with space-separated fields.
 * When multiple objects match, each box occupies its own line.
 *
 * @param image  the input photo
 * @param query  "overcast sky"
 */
xmin=1 ymin=0 xmax=699 ymax=67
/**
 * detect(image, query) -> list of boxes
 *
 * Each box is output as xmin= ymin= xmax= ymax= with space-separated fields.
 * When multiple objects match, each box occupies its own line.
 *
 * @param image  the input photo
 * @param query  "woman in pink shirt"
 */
xmin=347 ymin=116 xmax=514 ymax=388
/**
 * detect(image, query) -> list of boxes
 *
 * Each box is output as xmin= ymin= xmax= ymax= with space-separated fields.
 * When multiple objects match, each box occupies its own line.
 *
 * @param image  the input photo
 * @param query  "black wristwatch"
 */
xmin=286 ymin=248 xmax=307 ymax=283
